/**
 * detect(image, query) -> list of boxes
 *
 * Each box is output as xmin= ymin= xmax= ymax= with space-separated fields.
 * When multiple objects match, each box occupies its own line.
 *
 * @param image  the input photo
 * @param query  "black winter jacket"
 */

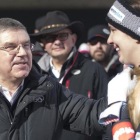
xmin=0 ymin=63 xmax=107 ymax=140
xmin=38 ymin=51 xmax=109 ymax=140
xmin=38 ymin=51 xmax=109 ymax=100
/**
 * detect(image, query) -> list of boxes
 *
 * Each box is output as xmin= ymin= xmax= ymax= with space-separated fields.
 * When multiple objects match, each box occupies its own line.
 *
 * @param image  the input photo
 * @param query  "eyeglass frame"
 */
xmin=0 ymin=43 xmax=34 ymax=55
xmin=41 ymin=32 xmax=73 ymax=43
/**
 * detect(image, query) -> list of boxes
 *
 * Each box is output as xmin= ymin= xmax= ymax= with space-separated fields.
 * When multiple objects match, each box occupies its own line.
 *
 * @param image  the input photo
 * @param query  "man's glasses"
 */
xmin=89 ymin=38 xmax=107 ymax=46
xmin=0 ymin=43 xmax=34 ymax=55
xmin=42 ymin=33 xmax=73 ymax=43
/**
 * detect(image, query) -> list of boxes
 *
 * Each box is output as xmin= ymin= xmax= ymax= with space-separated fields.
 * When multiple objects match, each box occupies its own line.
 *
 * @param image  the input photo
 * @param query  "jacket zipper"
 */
xmin=86 ymin=90 xmax=91 ymax=140
xmin=7 ymin=110 xmax=13 ymax=125
xmin=24 ymin=107 xmax=28 ymax=140
xmin=62 ymin=52 xmax=79 ymax=84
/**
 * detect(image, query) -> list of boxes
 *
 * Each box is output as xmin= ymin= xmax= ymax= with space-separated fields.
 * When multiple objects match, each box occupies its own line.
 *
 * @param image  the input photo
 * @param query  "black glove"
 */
xmin=112 ymin=102 xmax=135 ymax=140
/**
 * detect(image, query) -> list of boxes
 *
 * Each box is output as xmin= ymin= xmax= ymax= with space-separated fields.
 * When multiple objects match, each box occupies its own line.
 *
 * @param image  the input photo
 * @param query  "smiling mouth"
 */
xmin=116 ymin=48 xmax=120 ymax=51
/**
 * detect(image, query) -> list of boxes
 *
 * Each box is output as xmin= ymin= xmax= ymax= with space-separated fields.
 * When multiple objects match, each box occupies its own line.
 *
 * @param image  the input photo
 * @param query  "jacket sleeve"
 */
xmin=56 ymin=83 xmax=107 ymax=136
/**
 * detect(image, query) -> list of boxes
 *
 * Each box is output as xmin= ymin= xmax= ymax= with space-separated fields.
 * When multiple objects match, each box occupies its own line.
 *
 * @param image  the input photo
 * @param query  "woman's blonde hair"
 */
xmin=127 ymin=67 xmax=140 ymax=130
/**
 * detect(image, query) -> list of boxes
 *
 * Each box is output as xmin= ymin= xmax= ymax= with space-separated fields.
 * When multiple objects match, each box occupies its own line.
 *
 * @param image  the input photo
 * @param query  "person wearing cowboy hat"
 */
xmin=30 ymin=11 xmax=109 ymax=140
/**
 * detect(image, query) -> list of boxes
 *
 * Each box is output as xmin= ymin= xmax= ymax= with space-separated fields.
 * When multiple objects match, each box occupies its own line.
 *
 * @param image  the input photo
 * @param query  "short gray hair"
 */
xmin=0 ymin=18 xmax=27 ymax=33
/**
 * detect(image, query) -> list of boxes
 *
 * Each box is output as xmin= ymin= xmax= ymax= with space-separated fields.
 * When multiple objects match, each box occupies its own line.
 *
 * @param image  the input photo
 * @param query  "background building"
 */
xmin=0 ymin=0 xmax=114 ymax=46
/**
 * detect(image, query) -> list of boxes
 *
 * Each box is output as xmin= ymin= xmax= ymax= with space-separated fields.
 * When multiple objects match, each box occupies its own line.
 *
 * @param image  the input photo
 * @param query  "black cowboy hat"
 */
xmin=30 ymin=11 xmax=84 ymax=42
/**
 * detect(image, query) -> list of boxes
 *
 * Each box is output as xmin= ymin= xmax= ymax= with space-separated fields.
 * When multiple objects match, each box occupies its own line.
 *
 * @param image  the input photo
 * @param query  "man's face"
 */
xmin=42 ymin=28 xmax=77 ymax=60
xmin=87 ymin=37 xmax=114 ymax=62
xmin=0 ymin=29 xmax=32 ymax=81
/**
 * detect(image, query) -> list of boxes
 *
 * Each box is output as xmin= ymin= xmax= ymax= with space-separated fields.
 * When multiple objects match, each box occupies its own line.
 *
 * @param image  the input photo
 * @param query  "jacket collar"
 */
xmin=14 ymin=63 xmax=53 ymax=116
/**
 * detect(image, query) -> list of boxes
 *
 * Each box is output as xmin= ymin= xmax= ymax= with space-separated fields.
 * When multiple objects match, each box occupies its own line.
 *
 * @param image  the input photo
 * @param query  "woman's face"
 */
xmin=107 ymin=24 xmax=140 ymax=67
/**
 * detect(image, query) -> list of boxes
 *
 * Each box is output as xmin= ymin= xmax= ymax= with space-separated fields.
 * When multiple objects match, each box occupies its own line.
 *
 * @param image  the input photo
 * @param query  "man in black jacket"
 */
xmin=30 ymin=11 xmax=109 ymax=140
xmin=0 ymin=17 xmax=107 ymax=140
xmin=87 ymin=24 xmax=123 ymax=80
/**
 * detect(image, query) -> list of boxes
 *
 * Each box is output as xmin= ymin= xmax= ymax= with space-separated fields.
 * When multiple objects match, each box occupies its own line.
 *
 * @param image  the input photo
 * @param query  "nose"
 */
xmin=54 ymin=38 xmax=62 ymax=45
xmin=107 ymin=34 xmax=113 ymax=45
xmin=17 ymin=44 xmax=27 ymax=56
xmin=96 ymin=42 xmax=102 ymax=48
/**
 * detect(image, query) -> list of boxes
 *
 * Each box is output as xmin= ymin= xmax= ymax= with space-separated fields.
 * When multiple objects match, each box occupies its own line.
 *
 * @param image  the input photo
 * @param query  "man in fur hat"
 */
xmin=30 ymin=10 xmax=109 ymax=140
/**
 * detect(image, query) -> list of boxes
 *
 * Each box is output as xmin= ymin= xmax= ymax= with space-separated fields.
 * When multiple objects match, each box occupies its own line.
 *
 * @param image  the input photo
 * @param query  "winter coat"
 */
xmin=92 ymin=54 xmax=123 ymax=80
xmin=0 ymin=63 xmax=107 ymax=140
xmin=38 ymin=51 xmax=109 ymax=140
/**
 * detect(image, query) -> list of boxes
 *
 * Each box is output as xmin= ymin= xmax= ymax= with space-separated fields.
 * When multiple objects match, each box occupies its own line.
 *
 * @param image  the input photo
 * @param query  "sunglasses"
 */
xmin=89 ymin=38 xmax=107 ymax=46
xmin=42 ymin=32 xmax=73 ymax=43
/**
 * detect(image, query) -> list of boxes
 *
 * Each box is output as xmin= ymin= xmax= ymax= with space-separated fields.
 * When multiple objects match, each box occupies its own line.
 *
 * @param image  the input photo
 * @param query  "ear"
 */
xmin=71 ymin=34 xmax=77 ymax=44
